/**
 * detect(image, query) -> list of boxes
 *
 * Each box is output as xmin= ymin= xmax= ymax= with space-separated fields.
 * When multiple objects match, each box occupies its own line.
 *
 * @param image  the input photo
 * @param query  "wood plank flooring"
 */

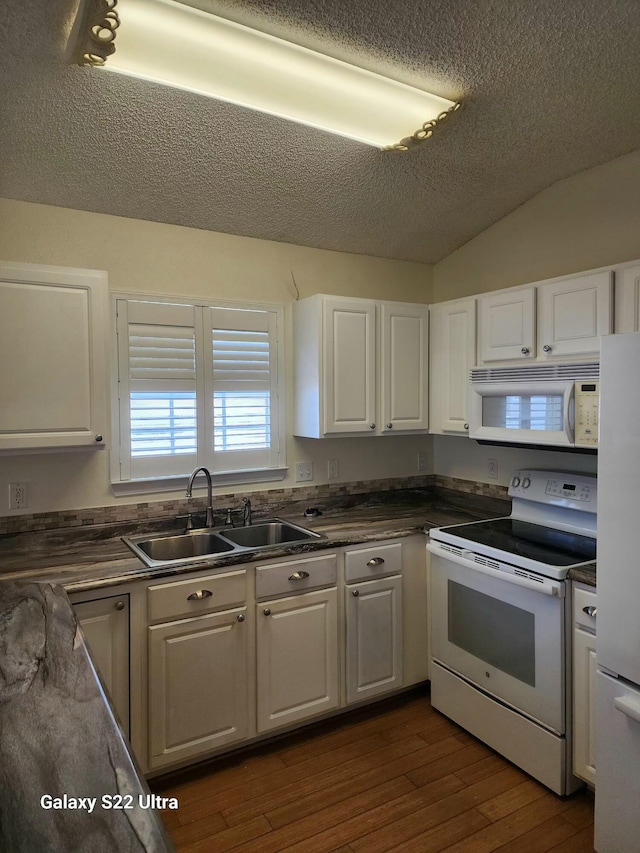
xmin=151 ymin=688 xmax=595 ymax=853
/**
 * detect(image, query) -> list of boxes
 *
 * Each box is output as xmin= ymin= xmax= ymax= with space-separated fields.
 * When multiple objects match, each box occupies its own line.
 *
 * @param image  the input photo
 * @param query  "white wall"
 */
xmin=0 ymin=198 xmax=433 ymax=515
xmin=431 ymin=151 xmax=640 ymax=484
xmin=433 ymin=150 xmax=640 ymax=302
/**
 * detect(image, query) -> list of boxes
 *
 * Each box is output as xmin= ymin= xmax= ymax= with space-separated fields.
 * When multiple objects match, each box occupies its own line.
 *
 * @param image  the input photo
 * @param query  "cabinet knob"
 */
xmin=366 ymin=557 xmax=385 ymax=566
xmin=583 ymin=605 xmax=597 ymax=617
xmin=237 ymin=613 xmax=245 ymax=622
xmin=386 ymin=423 xmax=393 ymax=429
xmin=95 ymin=434 xmax=103 ymax=442
xmin=115 ymin=600 xmax=125 ymax=611
xmin=369 ymin=423 xmax=376 ymax=430
xmin=543 ymin=344 xmax=552 ymax=353
xmin=520 ymin=347 xmax=529 ymax=355
xmin=263 ymin=608 xmax=272 ymax=616
xmin=289 ymin=570 xmax=310 ymax=581
xmin=464 ymin=423 xmax=469 ymax=430
xmin=352 ymin=589 xmax=360 ymax=597
xmin=187 ymin=589 xmax=213 ymax=601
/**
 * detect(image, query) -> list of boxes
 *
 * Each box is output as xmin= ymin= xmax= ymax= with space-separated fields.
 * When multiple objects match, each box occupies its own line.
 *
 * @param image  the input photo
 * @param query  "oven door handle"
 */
xmin=426 ymin=543 xmax=564 ymax=597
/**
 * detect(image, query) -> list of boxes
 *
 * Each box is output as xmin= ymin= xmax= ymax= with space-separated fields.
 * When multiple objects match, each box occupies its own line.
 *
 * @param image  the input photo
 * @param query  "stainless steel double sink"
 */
xmin=123 ymin=519 xmax=323 ymax=568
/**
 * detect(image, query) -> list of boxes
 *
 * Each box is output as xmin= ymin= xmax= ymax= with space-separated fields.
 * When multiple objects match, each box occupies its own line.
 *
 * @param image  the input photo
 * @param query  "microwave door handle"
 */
xmin=567 ymin=390 xmax=575 ymax=440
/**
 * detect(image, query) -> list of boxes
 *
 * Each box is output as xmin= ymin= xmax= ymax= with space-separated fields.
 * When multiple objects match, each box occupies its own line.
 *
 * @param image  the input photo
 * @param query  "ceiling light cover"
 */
xmin=73 ymin=0 xmax=461 ymax=150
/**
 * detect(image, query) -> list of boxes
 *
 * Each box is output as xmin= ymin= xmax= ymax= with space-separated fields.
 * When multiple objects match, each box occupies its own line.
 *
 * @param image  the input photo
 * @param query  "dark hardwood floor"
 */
xmin=151 ymin=688 xmax=595 ymax=853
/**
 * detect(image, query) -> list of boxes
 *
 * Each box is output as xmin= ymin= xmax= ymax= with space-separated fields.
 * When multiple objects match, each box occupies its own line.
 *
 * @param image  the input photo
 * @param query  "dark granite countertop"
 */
xmin=0 ymin=581 xmax=175 ymax=853
xmin=0 ymin=489 xmax=511 ymax=592
xmin=568 ymin=563 xmax=597 ymax=587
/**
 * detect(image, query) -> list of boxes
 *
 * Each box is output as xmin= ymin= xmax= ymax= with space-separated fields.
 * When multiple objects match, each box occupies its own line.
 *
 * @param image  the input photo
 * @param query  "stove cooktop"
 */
xmin=430 ymin=517 xmax=596 ymax=569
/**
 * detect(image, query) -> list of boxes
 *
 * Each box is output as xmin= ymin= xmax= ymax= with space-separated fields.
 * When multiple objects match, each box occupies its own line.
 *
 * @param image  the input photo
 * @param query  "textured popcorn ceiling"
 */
xmin=1 ymin=0 xmax=639 ymax=263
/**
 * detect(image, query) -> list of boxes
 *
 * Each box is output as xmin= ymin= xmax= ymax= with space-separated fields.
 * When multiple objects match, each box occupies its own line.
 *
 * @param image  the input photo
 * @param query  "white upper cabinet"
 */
xmin=537 ymin=271 xmax=612 ymax=358
xmin=477 ymin=269 xmax=613 ymax=365
xmin=0 ymin=261 xmax=108 ymax=451
xmin=379 ymin=301 xmax=429 ymax=433
xmin=615 ymin=263 xmax=640 ymax=334
xmin=478 ymin=287 xmax=536 ymax=362
xmin=429 ymin=298 xmax=476 ymax=434
xmin=293 ymin=294 xmax=428 ymax=437
xmin=322 ymin=297 xmax=376 ymax=434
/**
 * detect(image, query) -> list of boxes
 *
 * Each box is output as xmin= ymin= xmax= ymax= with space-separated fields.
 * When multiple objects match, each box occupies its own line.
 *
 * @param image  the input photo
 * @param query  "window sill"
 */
xmin=111 ymin=467 xmax=288 ymax=497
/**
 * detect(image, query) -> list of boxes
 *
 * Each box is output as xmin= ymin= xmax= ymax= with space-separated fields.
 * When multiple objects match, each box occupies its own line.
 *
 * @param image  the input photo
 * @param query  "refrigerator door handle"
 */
xmin=614 ymin=695 xmax=640 ymax=725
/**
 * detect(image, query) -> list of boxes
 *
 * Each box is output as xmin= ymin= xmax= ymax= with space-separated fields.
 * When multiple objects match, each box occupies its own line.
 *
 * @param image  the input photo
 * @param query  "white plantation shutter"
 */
xmin=116 ymin=300 xmax=198 ymax=479
xmin=114 ymin=298 xmax=282 ymax=483
xmin=207 ymin=308 xmax=278 ymax=472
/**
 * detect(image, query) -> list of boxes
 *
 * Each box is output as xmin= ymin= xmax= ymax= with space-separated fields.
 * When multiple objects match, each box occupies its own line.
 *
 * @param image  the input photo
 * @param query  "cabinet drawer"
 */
xmin=574 ymin=585 xmax=597 ymax=633
xmin=345 ymin=542 xmax=402 ymax=582
xmin=256 ymin=554 xmax=337 ymax=600
xmin=148 ymin=570 xmax=247 ymax=623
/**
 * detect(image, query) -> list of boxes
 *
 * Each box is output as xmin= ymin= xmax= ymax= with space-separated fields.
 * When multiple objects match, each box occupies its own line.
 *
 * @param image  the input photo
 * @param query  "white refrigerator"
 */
xmin=595 ymin=332 xmax=640 ymax=852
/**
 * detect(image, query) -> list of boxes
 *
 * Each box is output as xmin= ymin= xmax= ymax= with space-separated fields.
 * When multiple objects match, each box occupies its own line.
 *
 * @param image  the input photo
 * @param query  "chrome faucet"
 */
xmin=185 ymin=467 xmax=215 ymax=528
xmin=241 ymin=497 xmax=252 ymax=526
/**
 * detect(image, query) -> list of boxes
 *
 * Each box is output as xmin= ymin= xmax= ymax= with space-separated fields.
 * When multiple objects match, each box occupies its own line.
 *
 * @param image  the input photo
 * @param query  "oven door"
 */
xmin=428 ymin=544 xmax=566 ymax=734
xmin=468 ymin=379 xmax=575 ymax=447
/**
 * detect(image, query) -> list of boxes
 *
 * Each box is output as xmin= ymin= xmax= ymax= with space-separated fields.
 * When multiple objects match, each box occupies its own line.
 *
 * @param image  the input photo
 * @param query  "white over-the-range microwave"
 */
xmin=468 ymin=362 xmax=599 ymax=449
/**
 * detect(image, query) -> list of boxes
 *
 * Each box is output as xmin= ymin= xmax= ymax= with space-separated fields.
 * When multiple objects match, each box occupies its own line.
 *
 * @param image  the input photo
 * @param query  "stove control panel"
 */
xmin=509 ymin=469 xmax=597 ymax=511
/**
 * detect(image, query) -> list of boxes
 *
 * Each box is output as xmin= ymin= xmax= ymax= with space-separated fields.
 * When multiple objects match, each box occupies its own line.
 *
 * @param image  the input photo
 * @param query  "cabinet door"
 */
xmin=573 ymin=624 xmax=597 ymax=785
xmin=345 ymin=575 xmax=403 ymax=705
xmin=429 ymin=299 xmax=476 ymax=433
xmin=615 ymin=264 xmax=640 ymax=333
xmin=0 ymin=262 xmax=107 ymax=451
xmin=538 ymin=271 xmax=612 ymax=358
xmin=74 ymin=595 xmax=130 ymax=738
xmin=379 ymin=302 xmax=429 ymax=433
xmin=257 ymin=588 xmax=338 ymax=732
xmin=478 ymin=287 xmax=535 ymax=362
xmin=323 ymin=298 xmax=376 ymax=434
xmin=148 ymin=607 xmax=249 ymax=769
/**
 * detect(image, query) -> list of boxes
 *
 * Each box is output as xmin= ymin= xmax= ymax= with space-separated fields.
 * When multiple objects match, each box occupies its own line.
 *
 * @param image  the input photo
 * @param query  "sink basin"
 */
xmin=122 ymin=518 xmax=323 ymax=568
xmin=219 ymin=519 xmax=322 ymax=549
xmin=123 ymin=531 xmax=235 ymax=567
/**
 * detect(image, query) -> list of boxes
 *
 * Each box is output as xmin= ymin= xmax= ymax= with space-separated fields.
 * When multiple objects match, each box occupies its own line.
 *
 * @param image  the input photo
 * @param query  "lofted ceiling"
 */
xmin=1 ymin=0 xmax=639 ymax=264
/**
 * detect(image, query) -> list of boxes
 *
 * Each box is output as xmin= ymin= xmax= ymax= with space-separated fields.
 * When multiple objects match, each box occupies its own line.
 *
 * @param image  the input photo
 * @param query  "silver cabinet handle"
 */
xmin=352 ymin=589 xmax=360 ymax=597
xmin=583 ymin=605 xmax=597 ymax=617
xmin=187 ymin=589 xmax=213 ymax=601
xmin=115 ymin=600 xmax=125 ymax=611
xmin=289 ymin=570 xmax=310 ymax=581
xmin=95 ymin=434 xmax=103 ymax=442
xmin=263 ymin=608 xmax=272 ymax=616
xmin=237 ymin=614 xmax=245 ymax=622
xmin=543 ymin=344 xmax=552 ymax=353
xmin=521 ymin=347 xmax=529 ymax=355
xmin=369 ymin=423 xmax=376 ymax=429
xmin=464 ymin=423 xmax=469 ymax=430
xmin=386 ymin=423 xmax=393 ymax=429
xmin=366 ymin=557 xmax=385 ymax=566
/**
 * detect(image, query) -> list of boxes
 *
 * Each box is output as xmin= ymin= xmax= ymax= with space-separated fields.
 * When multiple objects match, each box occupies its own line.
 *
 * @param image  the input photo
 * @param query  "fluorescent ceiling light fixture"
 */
xmin=72 ymin=0 xmax=461 ymax=150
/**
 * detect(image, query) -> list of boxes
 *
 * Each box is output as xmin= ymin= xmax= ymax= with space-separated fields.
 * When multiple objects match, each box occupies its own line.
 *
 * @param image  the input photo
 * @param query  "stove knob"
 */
xmin=522 ymin=477 xmax=531 ymax=489
xmin=511 ymin=476 xmax=521 ymax=488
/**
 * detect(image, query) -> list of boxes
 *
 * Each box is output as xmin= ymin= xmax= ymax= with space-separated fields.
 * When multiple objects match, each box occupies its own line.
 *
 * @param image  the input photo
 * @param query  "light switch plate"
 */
xmin=295 ymin=461 xmax=313 ymax=482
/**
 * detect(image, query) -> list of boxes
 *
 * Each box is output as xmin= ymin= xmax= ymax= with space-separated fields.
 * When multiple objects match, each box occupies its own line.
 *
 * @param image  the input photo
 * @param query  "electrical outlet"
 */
xmin=295 ymin=461 xmax=313 ymax=482
xmin=9 ymin=482 xmax=28 ymax=510
xmin=417 ymin=452 xmax=427 ymax=472
xmin=327 ymin=458 xmax=339 ymax=480
xmin=487 ymin=458 xmax=498 ymax=479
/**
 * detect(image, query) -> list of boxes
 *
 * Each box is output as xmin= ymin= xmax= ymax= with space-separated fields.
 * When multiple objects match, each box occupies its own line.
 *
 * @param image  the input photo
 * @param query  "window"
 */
xmin=113 ymin=297 xmax=284 ymax=487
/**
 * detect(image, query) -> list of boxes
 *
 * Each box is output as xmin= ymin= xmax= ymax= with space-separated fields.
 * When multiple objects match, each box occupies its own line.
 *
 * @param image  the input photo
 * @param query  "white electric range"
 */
xmin=427 ymin=469 xmax=596 ymax=795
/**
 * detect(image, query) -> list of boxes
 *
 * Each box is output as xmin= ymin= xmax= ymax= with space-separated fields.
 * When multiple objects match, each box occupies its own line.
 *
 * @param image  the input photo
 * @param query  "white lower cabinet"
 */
xmin=573 ymin=583 xmax=597 ymax=786
xmin=148 ymin=607 xmax=250 ymax=769
xmin=345 ymin=575 xmax=402 ymax=704
xmin=72 ymin=592 xmax=130 ymax=738
xmin=257 ymin=587 xmax=339 ymax=733
xmin=133 ymin=536 xmax=427 ymax=772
